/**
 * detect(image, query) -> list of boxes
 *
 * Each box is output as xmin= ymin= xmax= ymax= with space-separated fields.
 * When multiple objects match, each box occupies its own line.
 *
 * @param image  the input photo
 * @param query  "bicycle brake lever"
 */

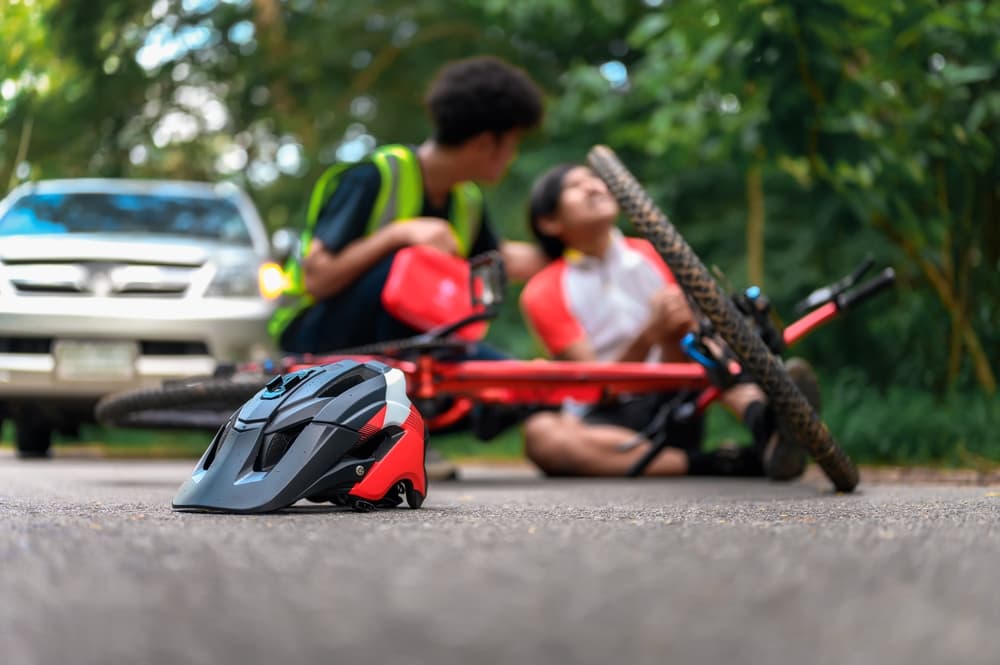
xmin=795 ymin=255 xmax=875 ymax=314
xmin=681 ymin=333 xmax=720 ymax=370
xmin=836 ymin=267 xmax=896 ymax=310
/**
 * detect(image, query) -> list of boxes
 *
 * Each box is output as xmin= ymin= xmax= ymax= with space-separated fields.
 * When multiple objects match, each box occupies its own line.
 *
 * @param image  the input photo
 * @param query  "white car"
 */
xmin=0 ymin=178 xmax=286 ymax=457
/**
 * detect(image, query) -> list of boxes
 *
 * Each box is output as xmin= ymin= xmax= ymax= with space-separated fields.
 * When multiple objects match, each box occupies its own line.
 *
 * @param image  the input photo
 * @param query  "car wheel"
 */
xmin=14 ymin=408 xmax=53 ymax=459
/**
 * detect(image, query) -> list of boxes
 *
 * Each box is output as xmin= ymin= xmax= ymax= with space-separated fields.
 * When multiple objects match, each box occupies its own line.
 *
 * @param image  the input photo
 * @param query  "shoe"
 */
xmin=687 ymin=441 xmax=764 ymax=477
xmin=425 ymin=446 xmax=458 ymax=481
xmin=762 ymin=357 xmax=822 ymax=481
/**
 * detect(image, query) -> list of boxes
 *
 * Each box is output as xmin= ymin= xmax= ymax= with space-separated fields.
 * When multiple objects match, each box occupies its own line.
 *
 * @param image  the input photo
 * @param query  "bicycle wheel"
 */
xmin=95 ymin=376 xmax=268 ymax=431
xmin=587 ymin=145 xmax=858 ymax=492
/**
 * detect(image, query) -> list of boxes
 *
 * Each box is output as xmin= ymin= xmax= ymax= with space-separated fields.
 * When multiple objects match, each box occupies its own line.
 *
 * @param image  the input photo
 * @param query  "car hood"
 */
xmin=0 ymin=233 xmax=260 ymax=266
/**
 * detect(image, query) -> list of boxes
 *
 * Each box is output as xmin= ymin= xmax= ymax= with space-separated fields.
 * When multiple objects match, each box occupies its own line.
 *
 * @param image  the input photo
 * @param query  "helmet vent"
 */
xmin=256 ymin=421 xmax=308 ymax=472
xmin=202 ymin=417 xmax=235 ymax=470
xmin=353 ymin=425 xmax=404 ymax=460
xmin=318 ymin=366 xmax=380 ymax=400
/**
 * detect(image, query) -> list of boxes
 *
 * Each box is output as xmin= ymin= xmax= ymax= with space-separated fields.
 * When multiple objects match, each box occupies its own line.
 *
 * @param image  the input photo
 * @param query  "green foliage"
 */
xmin=530 ymin=0 xmax=999 ymax=395
xmin=826 ymin=371 xmax=1000 ymax=467
xmin=2 ymin=0 xmax=998 ymax=461
xmin=0 ymin=421 xmax=211 ymax=458
xmin=432 ymin=426 xmax=524 ymax=462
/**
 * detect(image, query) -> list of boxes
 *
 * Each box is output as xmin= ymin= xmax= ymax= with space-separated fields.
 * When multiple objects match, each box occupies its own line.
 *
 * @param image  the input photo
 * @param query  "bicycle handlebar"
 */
xmin=795 ymin=255 xmax=876 ymax=314
xmin=836 ymin=267 xmax=896 ymax=311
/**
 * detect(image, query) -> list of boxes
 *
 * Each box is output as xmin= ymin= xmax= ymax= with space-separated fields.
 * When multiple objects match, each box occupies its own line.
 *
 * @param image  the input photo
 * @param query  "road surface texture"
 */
xmin=2 ymin=452 xmax=999 ymax=665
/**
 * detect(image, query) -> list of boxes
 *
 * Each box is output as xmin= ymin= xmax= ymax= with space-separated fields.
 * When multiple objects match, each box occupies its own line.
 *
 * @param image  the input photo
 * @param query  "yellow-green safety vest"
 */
xmin=268 ymin=144 xmax=484 ymax=342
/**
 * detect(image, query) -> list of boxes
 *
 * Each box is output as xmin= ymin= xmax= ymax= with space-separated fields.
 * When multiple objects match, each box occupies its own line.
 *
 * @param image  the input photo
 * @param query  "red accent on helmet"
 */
xmin=358 ymin=405 xmax=388 ymax=438
xmin=350 ymin=405 xmax=427 ymax=501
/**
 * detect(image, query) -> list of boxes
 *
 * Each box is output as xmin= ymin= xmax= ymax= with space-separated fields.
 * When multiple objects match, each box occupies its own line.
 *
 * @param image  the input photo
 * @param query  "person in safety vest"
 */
xmin=519 ymin=163 xmax=823 ymax=481
xmin=271 ymin=56 xmax=547 ymax=354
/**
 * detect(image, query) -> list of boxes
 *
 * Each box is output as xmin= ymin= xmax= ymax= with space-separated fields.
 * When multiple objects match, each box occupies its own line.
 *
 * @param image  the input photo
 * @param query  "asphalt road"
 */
xmin=2 ymin=452 xmax=999 ymax=665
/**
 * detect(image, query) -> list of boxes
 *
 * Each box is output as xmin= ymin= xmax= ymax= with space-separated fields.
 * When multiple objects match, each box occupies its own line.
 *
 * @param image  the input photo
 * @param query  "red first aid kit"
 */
xmin=381 ymin=245 xmax=488 ymax=341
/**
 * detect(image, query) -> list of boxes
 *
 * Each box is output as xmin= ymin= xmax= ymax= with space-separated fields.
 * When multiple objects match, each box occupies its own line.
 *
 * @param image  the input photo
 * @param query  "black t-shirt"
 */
xmin=313 ymin=162 xmax=498 ymax=256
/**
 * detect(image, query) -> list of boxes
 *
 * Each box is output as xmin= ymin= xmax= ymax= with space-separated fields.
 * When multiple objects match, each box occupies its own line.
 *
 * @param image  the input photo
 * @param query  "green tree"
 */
xmin=516 ymin=0 xmax=999 ymax=395
xmin=3 ymin=0 xmax=996 ymax=398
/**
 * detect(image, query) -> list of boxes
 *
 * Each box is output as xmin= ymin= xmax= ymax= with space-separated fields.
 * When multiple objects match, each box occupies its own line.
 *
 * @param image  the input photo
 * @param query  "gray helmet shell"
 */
xmin=172 ymin=360 xmax=426 ymax=513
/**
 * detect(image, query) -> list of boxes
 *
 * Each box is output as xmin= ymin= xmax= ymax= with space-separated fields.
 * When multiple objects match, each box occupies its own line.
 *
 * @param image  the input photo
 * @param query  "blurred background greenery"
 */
xmin=1 ymin=0 xmax=998 ymax=465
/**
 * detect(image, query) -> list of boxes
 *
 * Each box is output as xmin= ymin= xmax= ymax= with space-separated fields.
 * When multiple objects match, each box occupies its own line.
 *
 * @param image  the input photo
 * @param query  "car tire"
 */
xmin=15 ymin=408 xmax=53 ymax=458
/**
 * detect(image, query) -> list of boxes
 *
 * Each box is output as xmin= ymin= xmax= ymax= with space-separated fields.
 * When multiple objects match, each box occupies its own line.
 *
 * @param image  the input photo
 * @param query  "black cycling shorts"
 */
xmin=581 ymin=392 xmax=705 ymax=451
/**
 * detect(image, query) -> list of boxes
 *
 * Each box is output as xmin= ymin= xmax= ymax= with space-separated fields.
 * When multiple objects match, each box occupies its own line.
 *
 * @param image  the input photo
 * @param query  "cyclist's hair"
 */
xmin=425 ymin=56 xmax=544 ymax=146
xmin=528 ymin=163 xmax=576 ymax=259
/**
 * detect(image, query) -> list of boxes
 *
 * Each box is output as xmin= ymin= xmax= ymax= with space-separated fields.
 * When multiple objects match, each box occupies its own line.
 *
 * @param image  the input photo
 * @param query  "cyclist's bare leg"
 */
xmin=719 ymin=382 xmax=766 ymax=419
xmin=522 ymin=411 xmax=689 ymax=476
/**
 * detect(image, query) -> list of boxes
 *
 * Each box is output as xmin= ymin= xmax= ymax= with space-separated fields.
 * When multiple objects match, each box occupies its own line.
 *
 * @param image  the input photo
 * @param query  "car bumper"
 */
xmin=0 ymin=296 xmax=276 ymax=400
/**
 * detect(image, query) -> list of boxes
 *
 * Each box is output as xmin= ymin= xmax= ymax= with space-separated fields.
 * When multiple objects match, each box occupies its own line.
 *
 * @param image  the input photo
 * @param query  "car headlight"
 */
xmin=204 ymin=262 xmax=288 ymax=299
xmin=205 ymin=264 xmax=262 ymax=298
xmin=258 ymin=262 xmax=288 ymax=300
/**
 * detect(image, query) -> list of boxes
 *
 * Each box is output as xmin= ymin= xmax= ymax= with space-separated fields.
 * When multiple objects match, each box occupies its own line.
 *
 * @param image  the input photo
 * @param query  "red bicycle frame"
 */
xmin=279 ymin=260 xmax=894 ymax=431
xmin=282 ymin=293 xmax=854 ymax=431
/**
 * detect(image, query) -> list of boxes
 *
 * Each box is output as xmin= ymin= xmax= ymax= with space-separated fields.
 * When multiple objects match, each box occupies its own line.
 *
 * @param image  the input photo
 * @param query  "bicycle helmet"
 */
xmin=172 ymin=359 xmax=427 ymax=513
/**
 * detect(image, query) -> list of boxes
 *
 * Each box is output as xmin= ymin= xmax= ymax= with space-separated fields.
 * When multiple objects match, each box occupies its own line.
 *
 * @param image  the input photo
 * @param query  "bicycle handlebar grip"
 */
xmin=837 ymin=268 xmax=896 ymax=311
xmin=587 ymin=144 xmax=859 ymax=492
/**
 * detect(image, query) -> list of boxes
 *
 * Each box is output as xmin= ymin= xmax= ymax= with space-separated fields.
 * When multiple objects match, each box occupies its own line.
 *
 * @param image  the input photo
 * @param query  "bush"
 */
xmin=697 ymin=370 xmax=1000 ymax=468
xmin=825 ymin=370 xmax=1000 ymax=467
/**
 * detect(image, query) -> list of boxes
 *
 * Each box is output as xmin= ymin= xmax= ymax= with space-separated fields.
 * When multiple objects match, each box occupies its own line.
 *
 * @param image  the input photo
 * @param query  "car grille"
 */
xmin=0 ymin=337 xmax=210 ymax=356
xmin=0 ymin=337 xmax=53 ymax=354
xmin=4 ymin=261 xmax=196 ymax=297
xmin=139 ymin=341 xmax=210 ymax=356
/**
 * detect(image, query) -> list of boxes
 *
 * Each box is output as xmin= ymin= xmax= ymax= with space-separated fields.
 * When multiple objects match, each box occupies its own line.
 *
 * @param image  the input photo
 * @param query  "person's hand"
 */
xmin=395 ymin=217 xmax=459 ymax=255
xmin=646 ymin=285 xmax=696 ymax=339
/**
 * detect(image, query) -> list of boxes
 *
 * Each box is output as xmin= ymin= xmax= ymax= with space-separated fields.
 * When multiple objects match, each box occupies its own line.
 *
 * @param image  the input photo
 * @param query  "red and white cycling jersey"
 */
xmin=520 ymin=230 xmax=676 ymax=361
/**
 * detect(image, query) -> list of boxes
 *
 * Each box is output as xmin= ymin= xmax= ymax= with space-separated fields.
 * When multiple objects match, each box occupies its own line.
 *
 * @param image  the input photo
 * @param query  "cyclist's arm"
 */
xmin=303 ymin=164 xmax=383 ymax=300
xmin=306 ymin=217 xmax=462 ymax=300
xmin=304 ymin=163 xmax=458 ymax=300
xmin=592 ymin=288 xmax=694 ymax=363
xmin=303 ymin=226 xmax=407 ymax=301
xmin=500 ymin=240 xmax=548 ymax=283
xmin=556 ymin=330 xmax=656 ymax=363
xmin=616 ymin=328 xmax=659 ymax=362
xmin=468 ymin=209 xmax=546 ymax=283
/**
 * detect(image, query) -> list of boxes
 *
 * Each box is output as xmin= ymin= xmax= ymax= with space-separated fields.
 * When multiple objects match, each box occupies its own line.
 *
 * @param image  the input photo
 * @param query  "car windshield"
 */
xmin=0 ymin=191 xmax=252 ymax=244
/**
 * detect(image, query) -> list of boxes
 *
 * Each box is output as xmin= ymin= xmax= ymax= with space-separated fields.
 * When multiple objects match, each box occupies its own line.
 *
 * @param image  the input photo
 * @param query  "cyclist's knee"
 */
xmin=523 ymin=412 xmax=578 ymax=474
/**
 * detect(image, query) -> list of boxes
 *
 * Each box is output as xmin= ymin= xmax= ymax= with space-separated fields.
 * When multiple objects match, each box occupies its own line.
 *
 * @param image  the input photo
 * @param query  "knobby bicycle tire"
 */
xmin=94 ymin=377 xmax=267 ymax=431
xmin=587 ymin=145 xmax=858 ymax=492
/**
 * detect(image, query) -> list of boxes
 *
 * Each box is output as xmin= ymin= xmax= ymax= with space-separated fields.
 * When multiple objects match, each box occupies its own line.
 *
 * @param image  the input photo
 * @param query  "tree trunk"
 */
xmin=745 ymin=164 xmax=765 ymax=288
xmin=6 ymin=114 xmax=33 ymax=191
xmin=874 ymin=216 xmax=996 ymax=395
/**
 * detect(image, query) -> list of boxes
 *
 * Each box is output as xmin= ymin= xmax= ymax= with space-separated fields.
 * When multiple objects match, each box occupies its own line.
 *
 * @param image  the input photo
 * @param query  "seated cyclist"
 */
xmin=519 ymin=163 xmax=820 ymax=479
xmin=270 ymin=56 xmax=548 ymax=355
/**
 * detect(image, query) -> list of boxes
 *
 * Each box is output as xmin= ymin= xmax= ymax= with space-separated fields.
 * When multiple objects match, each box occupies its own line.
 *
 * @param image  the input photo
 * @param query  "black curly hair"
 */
xmin=527 ymin=163 xmax=576 ymax=260
xmin=424 ymin=56 xmax=544 ymax=146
